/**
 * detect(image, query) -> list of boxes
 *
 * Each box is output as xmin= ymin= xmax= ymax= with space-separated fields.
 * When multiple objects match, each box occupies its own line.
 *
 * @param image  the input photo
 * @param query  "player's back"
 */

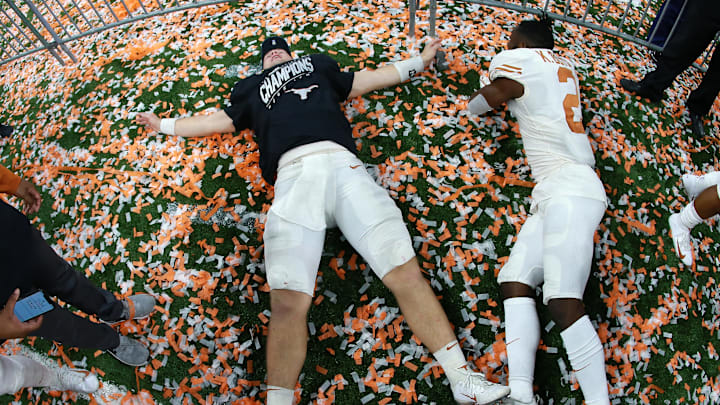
xmin=489 ymin=48 xmax=595 ymax=182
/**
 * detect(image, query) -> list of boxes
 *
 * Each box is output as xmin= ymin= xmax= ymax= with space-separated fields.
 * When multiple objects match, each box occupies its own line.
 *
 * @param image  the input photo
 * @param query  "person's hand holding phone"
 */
xmin=0 ymin=289 xmax=45 ymax=340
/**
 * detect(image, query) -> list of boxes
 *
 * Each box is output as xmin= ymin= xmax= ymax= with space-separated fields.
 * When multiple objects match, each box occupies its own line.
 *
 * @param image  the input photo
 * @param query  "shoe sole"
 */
xmin=455 ymin=390 xmax=511 ymax=405
xmin=102 ymin=312 xmax=153 ymax=327
xmin=106 ymin=345 xmax=150 ymax=367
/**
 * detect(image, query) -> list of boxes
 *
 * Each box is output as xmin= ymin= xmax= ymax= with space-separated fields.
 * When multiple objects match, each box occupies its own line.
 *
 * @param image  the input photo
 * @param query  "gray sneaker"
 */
xmin=104 ymin=294 xmax=156 ymax=324
xmin=53 ymin=368 xmax=99 ymax=393
xmin=107 ymin=336 xmax=150 ymax=367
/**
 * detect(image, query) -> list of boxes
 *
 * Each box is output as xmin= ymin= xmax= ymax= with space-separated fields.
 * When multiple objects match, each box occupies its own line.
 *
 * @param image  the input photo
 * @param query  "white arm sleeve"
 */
xmin=467 ymin=93 xmax=492 ymax=115
xmin=159 ymin=118 xmax=177 ymax=135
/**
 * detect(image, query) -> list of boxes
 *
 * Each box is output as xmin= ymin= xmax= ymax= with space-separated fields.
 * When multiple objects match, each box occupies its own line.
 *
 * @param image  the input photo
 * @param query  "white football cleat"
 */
xmin=54 ymin=368 xmax=99 ymax=394
xmin=681 ymin=174 xmax=705 ymax=200
xmin=669 ymin=213 xmax=694 ymax=266
xmin=451 ymin=366 xmax=510 ymax=405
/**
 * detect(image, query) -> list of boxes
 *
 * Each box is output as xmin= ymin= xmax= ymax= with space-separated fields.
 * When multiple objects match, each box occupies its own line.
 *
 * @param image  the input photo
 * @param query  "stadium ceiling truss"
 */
xmin=0 ymin=0 xmax=714 ymax=71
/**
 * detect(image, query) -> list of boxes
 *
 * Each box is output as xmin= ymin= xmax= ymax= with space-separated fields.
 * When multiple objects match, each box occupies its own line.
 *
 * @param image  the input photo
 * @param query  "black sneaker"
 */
xmin=620 ymin=79 xmax=663 ymax=103
xmin=690 ymin=113 xmax=706 ymax=138
xmin=0 ymin=125 xmax=13 ymax=138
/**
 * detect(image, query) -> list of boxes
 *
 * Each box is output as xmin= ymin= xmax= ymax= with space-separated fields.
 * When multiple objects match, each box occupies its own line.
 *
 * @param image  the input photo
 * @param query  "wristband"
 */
xmin=159 ymin=118 xmax=177 ymax=135
xmin=467 ymin=93 xmax=492 ymax=115
xmin=393 ymin=56 xmax=424 ymax=82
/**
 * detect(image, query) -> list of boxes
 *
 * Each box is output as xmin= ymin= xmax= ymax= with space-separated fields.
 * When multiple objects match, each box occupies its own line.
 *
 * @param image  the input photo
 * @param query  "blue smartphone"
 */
xmin=14 ymin=291 xmax=53 ymax=322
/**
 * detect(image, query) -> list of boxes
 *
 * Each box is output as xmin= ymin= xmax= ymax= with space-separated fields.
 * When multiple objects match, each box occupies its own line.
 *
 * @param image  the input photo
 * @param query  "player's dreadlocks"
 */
xmin=514 ymin=14 xmax=555 ymax=49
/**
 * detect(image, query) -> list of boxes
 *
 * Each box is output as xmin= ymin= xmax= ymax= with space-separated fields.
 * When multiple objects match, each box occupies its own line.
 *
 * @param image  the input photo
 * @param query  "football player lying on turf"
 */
xmin=669 ymin=171 xmax=720 ymax=266
xmin=136 ymin=37 xmax=510 ymax=405
xmin=463 ymin=17 xmax=610 ymax=405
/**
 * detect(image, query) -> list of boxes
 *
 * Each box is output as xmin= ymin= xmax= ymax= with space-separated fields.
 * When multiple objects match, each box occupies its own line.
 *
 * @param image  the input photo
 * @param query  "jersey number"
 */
xmin=557 ymin=67 xmax=584 ymax=134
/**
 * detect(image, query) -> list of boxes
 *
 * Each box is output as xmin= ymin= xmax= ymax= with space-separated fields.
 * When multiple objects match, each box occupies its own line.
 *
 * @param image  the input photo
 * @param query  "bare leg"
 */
xmin=547 ymin=298 xmax=585 ymax=331
xmin=381 ymin=257 xmax=455 ymax=352
xmin=500 ymin=281 xmax=535 ymax=299
xmin=266 ymin=289 xmax=312 ymax=389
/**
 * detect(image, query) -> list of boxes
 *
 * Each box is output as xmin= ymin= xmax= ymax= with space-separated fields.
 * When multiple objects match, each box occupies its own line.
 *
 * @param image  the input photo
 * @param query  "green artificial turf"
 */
xmin=0 ymin=0 xmax=718 ymax=404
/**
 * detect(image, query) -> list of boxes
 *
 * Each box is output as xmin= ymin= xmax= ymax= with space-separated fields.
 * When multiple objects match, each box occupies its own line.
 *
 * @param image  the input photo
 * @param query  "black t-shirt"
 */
xmin=224 ymin=54 xmax=356 ymax=184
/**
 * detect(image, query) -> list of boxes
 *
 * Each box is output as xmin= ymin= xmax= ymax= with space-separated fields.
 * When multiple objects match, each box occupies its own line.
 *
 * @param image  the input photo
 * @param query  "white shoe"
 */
xmin=681 ymin=174 xmax=705 ymax=200
xmin=669 ymin=213 xmax=694 ymax=266
xmin=451 ymin=366 xmax=511 ymax=405
xmin=54 ymin=368 xmax=99 ymax=394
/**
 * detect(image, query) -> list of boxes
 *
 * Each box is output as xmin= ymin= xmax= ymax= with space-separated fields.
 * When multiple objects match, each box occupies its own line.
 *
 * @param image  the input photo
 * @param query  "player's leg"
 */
xmin=0 ymin=355 xmax=98 ymax=395
xmin=264 ymin=210 xmax=325 ymax=405
xmin=334 ymin=157 xmax=509 ymax=404
xmin=0 ymin=354 xmax=55 ymax=395
xmin=670 ymin=184 xmax=720 ymax=266
xmin=498 ymin=214 xmax=545 ymax=404
xmin=541 ymin=196 xmax=609 ymax=405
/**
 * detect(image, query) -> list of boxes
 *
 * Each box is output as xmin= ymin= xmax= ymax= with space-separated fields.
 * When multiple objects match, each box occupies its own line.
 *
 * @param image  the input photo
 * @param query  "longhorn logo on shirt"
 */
xmin=285 ymin=85 xmax=318 ymax=100
xmin=259 ymin=56 xmax=314 ymax=108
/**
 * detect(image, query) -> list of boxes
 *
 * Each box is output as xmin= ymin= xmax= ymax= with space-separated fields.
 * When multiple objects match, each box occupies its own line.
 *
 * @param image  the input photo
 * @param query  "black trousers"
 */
xmin=0 ymin=201 xmax=122 ymax=350
xmin=640 ymin=0 xmax=720 ymax=115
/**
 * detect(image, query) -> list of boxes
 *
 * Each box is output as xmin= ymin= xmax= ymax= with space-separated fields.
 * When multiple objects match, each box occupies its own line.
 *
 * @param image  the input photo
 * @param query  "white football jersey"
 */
xmin=489 ymin=47 xmax=606 ymax=205
xmin=489 ymin=48 xmax=595 ymax=179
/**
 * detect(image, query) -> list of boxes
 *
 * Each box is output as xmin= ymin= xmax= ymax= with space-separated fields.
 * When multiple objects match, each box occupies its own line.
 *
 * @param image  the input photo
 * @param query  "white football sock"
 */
xmin=504 ymin=297 xmax=540 ymax=402
xmin=266 ymin=385 xmax=294 ymax=405
xmin=560 ymin=316 xmax=610 ymax=405
xmin=0 ymin=355 xmax=55 ymax=394
xmin=433 ymin=340 xmax=468 ymax=387
xmin=680 ymin=201 xmax=704 ymax=228
xmin=699 ymin=171 xmax=720 ymax=189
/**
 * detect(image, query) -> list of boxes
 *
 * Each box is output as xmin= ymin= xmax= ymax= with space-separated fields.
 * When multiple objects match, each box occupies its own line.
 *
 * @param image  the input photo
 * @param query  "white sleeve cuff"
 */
xmin=393 ymin=56 xmax=424 ymax=82
xmin=467 ymin=93 xmax=492 ymax=115
xmin=159 ymin=118 xmax=177 ymax=135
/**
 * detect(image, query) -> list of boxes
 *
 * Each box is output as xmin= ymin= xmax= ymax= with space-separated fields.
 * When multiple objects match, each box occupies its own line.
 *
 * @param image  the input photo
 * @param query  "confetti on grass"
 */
xmin=0 ymin=0 xmax=718 ymax=404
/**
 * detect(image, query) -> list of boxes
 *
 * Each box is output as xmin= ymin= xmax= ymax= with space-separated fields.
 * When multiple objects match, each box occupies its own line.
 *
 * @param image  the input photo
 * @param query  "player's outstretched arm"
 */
xmin=136 ymin=110 xmax=236 ymax=138
xmin=347 ymin=38 xmax=442 ymax=99
xmin=466 ymin=78 xmax=524 ymax=115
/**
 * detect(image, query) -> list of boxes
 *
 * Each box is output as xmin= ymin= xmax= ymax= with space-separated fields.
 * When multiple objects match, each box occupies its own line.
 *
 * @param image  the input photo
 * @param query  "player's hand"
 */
xmin=0 ymin=289 xmax=44 ymax=340
xmin=136 ymin=112 xmax=161 ymax=133
xmin=13 ymin=179 xmax=41 ymax=214
xmin=421 ymin=38 xmax=443 ymax=68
